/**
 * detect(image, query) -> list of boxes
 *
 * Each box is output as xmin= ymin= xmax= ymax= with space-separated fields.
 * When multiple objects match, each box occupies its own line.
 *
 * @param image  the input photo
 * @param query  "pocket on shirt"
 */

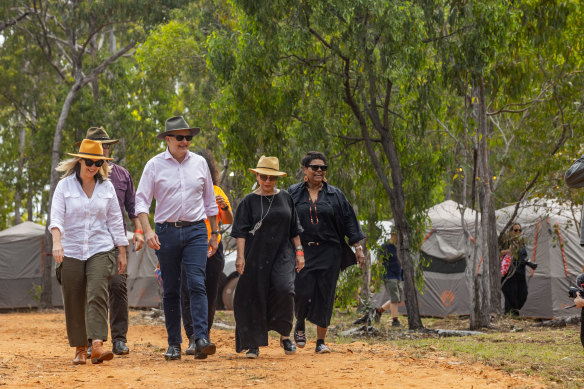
xmin=97 ymin=190 xmax=115 ymax=212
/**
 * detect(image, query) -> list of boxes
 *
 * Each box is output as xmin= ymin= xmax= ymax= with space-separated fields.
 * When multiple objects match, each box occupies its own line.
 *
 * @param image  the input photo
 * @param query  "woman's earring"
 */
xmin=303 ymin=175 xmax=308 ymax=182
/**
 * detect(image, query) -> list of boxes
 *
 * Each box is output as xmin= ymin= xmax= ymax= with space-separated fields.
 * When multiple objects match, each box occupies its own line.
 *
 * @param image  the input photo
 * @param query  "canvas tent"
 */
xmin=0 ymin=223 xmax=161 ymax=309
xmin=373 ymin=200 xmax=482 ymax=317
xmin=496 ymin=199 xmax=583 ymax=318
xmin=0 ymin=222 xmax=61 ymax=308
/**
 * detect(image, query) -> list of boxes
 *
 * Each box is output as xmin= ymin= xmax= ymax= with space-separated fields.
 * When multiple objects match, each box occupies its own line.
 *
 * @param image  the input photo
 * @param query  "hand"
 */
xmin=145 ymin=230 xmax=161 ymax=250
xmin=296 ymin=254 xmax=305 ymax=273
xmin=355 ymin=248 xmax=365 ymax=268
xmin=216 ymin=195 xmax=228 ymax=210
xmin=52 ymin=243 xmax=64 ymax=264
xmin=117 ymin=250 xmax=127 ymax=274
xmin=575 ymin=293 xmax=584 ymax=308
xmin=235 ymin=256 xmax=245 ymax=275
xmin=133 ymin=231 xmax=144 ymax=251
xmin=208 ymin=235 xmax=219 ymax=257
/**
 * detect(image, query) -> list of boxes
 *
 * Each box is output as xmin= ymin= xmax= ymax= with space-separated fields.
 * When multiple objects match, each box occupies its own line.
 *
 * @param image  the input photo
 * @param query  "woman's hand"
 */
xmin=355 ymin=245 xmax=365 ymax=267
xmin=52 ymin=243 xmax=64 ymax=264
xmin=216 ymin=195 xmax=228 ymax=209
xmin=575 ymin=292 xmax=584 ymax=308
xmin=296 ymin=254 xmax=305 ymax=273
xmin=117 ymin=247 xmax=127 ymax=274
xmin=235 ymin=255 xmax=245 ymax=275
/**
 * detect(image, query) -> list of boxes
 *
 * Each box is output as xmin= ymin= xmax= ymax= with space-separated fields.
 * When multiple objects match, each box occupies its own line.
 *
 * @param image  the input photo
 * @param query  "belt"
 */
xmin=161 ymin=220 xmax=205 ymax=228
xmin=304 ymin=241 xmax=320 ymax=247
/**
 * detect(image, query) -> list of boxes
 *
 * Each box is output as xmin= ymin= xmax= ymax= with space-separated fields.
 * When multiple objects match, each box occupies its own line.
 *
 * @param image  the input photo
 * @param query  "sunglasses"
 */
xmin=83 ymin=158 xmax=104 ymax=168
xmin=513 ymin=228 xmax=522 ymax=232
xmin=168 ymin=134 xmax=193 ymax=142
xmin=259 ymin=174 xmax=278 ymax=182
xmin=308 ymin=164 xmax=328 ymax=171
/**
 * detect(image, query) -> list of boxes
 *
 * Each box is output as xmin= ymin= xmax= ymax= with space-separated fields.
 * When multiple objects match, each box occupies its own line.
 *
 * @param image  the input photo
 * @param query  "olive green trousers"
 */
xmin=59 ymin=250 xmax=116 ymax=347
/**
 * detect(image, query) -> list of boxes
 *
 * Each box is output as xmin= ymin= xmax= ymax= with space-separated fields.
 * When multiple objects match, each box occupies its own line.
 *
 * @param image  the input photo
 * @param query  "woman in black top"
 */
xmin=231 ymin=156 xmax=304 ymax=359
xmin=288 ymin=151 xmax=365 ymax=354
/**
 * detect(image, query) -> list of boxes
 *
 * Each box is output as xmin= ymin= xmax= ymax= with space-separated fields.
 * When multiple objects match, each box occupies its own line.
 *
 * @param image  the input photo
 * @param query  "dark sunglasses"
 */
xmin=308 ymin=164 xmax=328 ymax=171
xmin=83 ymin=158 xmax=104 ymax=167
xmin=513 ymin=228 xmax=522 ymax=232
xmin=168 ymin=134 xmax=193 ymax=142
xmin=259 ymin=174 xmax=278 ymax=182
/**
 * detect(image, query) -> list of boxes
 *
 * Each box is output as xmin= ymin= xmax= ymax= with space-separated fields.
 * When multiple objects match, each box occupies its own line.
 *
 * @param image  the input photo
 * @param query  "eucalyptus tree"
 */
xmin=207 ymin=0 xmax=447 ymax=329
xmin=3 ymin=0 xmax=190 ymax=307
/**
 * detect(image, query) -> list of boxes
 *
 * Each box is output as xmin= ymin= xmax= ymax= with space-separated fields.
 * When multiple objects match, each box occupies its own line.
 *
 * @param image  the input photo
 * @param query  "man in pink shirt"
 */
xmin=136 ymin=116 xmax=219 ymax=360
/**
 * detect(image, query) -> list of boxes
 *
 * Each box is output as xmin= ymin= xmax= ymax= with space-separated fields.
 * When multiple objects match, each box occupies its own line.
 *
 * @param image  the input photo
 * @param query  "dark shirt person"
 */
xmin=79 ymin=127 xmax=144 ymax=357
xmin=288 ymin=151 xmax=365 ymax=354
xmin=500 ymin=223 xmax=530 ymax=315
xmin=135 ymin=116 xmax=219 ymax=361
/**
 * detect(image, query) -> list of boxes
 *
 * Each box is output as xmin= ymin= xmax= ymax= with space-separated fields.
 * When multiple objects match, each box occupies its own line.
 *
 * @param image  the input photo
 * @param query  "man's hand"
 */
xmin=133 ymin=231 xmax=144 ymax=251
xmin=208 ymin=234 xmax=218 ymax=257
xmin=575 ymin=292 xmax=584 ymax=308
xmin=145 ymin=230 xmax=161 ymax=250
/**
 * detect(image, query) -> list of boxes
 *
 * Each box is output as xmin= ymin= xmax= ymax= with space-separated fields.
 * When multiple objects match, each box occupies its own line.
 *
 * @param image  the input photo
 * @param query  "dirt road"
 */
xmin=0 ymin=311 xmax=542 ymax=388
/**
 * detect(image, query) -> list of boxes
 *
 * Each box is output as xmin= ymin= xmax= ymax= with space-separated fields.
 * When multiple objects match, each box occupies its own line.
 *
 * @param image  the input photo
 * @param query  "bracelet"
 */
xmin=296 ymin=250 xmax=304 ymax=256
xmin=211 ymin=231 xmax=219 ymax=235
xmin=134 ymin=229 xmax=143 ymax=235
xmin=295 ymin=245 xmax=303 ymax=251
xmin=221 ymin=206 xmax=229 ymax=210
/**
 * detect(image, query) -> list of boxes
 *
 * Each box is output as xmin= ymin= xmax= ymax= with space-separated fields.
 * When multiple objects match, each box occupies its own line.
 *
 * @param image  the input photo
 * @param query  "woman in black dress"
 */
xmin=231 ymin=156 xmax=305 ymax=359
xmin=288 ymin=151 xmax=365 ymax=353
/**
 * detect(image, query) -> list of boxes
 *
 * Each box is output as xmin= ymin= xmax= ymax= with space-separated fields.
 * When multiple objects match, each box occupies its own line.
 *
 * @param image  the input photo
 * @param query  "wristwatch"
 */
xmin=211 ymin=231 xmax=219 ymax=235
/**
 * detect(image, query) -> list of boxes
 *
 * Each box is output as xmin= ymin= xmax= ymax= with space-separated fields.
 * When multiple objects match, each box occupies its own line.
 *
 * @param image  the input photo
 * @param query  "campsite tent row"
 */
xmin=3 ymin=199 xmax=583 ymax=318
xmin=0 ymin=222 xmax=159 ymax=310
xmin=372 ymin=199 xmax=584 ymax=318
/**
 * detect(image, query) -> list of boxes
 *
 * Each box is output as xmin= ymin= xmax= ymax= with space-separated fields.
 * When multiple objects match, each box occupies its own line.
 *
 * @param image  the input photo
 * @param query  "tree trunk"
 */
xmin=40 ymin=78 xmax=83 ymax=308
xmin=14 ymin=122 xmax=26 ymax=225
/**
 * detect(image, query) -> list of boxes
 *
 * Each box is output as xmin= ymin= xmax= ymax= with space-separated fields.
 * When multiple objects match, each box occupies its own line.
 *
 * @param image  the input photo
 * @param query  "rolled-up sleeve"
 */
xmin=48 ymin=180 xmax=65 ymax=235
xmin=203 ymin=165 xmax=219 ymax=217
xmin=565 ymin=157 xmax=584 ymax=188
xmin=135 ymin=161 xmax=154 ymax=215
xmin=106 ymin=184 xmax=129 ymax=247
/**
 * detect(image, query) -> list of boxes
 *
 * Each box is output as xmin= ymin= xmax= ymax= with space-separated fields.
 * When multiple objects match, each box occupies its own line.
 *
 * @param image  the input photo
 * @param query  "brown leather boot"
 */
xmin=73 ymin=346 xmax=87 ymax=365
xmin=90 ymin=340 xmax=114 ymax=364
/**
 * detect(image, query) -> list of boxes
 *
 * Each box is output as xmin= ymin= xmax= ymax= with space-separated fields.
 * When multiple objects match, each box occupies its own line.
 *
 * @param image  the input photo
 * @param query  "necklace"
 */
xmin=308 ymin=191 xmax=319 ymax=225
xmin=250 ymin=193 xmax=275 ymax=235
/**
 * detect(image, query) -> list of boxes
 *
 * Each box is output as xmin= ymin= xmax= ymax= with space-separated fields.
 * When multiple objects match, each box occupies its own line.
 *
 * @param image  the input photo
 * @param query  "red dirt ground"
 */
xmin=0 ymin=311 xmax=544 ymax=388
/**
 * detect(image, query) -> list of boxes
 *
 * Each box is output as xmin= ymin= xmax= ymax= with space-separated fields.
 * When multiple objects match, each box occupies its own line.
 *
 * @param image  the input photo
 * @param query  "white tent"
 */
xmin=496 ymin=199 xmax=583 ymax=318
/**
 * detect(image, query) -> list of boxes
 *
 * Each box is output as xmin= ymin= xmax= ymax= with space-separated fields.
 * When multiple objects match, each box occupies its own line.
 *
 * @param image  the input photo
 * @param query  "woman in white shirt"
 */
xmin=49 ymin=139 xmax=129 ymax=365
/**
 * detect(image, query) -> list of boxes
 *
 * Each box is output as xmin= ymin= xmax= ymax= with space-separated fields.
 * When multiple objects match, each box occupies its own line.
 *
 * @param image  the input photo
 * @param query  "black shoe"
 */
xmin=280 ymin=338 xmax=296 ymax=355
xmin=112 ymin=340 xmax=130 ymax=355
xmin=185 ymin=335 xmax=196 ymax=355
xmin=194 ymin=338 xmax=216 ymax=360
xmin=391 ymin=319 xmax=401 ymax=327
xmin=293 ymin=330 xmax=306 ymax=348
xmin=246 ymin=348 xmax=259 ymax=359
xmin=164 ymin=345 xmax=181 ymax=360
xmin=315 ymin=343 xmax=331 ymax=354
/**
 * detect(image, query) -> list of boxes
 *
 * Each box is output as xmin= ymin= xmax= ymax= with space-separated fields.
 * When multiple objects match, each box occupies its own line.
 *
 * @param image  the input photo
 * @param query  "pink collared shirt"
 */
xmin=135 ymin=149 xmax=218 ymax=224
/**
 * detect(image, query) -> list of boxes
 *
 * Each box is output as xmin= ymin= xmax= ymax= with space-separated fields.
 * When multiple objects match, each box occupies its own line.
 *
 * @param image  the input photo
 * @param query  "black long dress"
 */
xmin=231 ymin=190 xmax=303 ymax=353
xmin=288 ymin=182 xmax=365 ymax=329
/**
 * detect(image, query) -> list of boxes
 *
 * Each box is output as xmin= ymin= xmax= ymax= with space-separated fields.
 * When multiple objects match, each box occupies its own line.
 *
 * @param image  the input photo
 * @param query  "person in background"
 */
xmin=79 ymin=127 xmax=144 ymax=357
xmin=289 ymin=151 xmax=365 ymax=354
xmin=500 ymin=223 xmax=536 ymax=315
xmin=135 ymin=116 xmax=219 ymax=361
xmin=355 ymin=228 xmax=403 ymax=327
xmin=231 ymin=156 xmax=304 ymax=359
xmin=50 ymin=139 xmax=128 ymax=365
xmin=181 ymin=149 xmax=233 ymax=355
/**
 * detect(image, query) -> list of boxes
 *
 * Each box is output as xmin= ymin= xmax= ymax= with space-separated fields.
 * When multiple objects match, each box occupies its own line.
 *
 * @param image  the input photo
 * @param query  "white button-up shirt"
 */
xmin=49 ymin=174 xmax=129 ymax=261
xmin=135 ymin=149 xmax=218 ymax=224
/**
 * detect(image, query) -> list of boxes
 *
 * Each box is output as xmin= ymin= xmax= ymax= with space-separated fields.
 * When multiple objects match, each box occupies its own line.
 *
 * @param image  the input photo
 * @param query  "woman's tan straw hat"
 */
xmin=249 ymin=156 xmax=287 ymax=176
xmin=67 ymin=139 xmax=113 ymax=160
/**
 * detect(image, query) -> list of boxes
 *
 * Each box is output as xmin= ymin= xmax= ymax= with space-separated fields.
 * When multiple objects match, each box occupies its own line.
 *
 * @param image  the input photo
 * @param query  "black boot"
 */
xmin=185 ymin=335 xmax=196 ymax=355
